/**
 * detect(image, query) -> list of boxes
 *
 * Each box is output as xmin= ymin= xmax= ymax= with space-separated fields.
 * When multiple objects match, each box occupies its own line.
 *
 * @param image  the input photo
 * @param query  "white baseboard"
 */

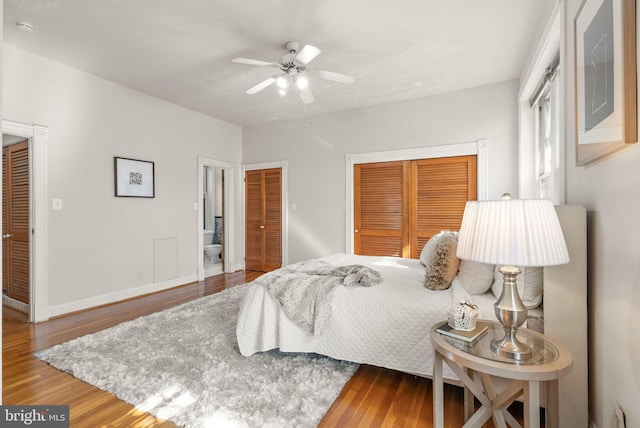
xmin=47 ymin=275 xmax=198 ymax=318
xmin=2 ymin=294 xmax=29 ymax=313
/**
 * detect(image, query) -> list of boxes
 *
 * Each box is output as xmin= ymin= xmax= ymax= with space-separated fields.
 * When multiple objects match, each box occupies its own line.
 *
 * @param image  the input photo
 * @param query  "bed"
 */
xmin=237 ymin=205 xmax=588 ymax=428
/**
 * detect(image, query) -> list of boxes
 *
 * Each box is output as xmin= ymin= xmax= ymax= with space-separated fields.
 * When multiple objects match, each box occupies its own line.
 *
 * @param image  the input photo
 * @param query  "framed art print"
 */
xmin=574 ymin=0 xmax=637 ymax=166
xmin=114 ymin=157 xmax=155 ymax=198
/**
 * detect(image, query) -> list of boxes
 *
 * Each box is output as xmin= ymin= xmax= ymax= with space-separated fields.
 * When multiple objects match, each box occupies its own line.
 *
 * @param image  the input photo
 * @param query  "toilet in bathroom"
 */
xmin=203 ymin=230 xmax=222 ymax=263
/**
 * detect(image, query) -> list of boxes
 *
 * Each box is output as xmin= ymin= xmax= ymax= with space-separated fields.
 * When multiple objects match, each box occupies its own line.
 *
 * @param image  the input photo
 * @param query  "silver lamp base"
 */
xmin=492 ymin=266 xmax=532 ymax=360
xmin=490 ymin=327 xmax=532 ymax=360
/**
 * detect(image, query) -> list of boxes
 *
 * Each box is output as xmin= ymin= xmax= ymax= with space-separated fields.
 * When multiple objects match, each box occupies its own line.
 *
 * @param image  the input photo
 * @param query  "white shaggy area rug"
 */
xmin=36 ymin=283 xmax=359 ymax=428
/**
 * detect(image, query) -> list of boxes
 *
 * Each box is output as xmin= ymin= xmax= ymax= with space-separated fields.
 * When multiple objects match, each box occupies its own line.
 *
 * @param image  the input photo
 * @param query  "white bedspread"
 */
xmin=237 ymin=254 xmax=492 ymax=380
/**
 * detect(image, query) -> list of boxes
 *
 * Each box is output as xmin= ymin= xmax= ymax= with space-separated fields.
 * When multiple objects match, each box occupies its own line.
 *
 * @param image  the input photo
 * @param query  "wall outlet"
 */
xmin=614 ymin=402 xmax=626 ymax=428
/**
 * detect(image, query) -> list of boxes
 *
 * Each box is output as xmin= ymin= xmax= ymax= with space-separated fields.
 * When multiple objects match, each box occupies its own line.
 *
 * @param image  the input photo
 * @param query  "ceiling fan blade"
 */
xmin=246 ymin=77 xmax=277 ymax=94
xmin=300 ymin=87 xmax=315 ymax=104
xmin=316 ymin=69 xmax=355 ymax=84
xmin=232 ymin=57 xmax=281 ymax=68
xmin=296 ymin=45 xmax=321 ymax=65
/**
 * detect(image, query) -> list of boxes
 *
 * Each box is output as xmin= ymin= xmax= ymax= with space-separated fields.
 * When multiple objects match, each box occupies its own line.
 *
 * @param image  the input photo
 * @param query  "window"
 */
xmin=517 ymin=3 xmax=564 ymax=204
xmin=530 ymin=53 xmax=561 ymax=203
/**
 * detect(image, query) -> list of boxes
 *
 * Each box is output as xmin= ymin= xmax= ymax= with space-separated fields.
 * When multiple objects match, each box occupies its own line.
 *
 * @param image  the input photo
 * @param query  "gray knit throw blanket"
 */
xmin=255 ymin=259 xmax=382 ymax=335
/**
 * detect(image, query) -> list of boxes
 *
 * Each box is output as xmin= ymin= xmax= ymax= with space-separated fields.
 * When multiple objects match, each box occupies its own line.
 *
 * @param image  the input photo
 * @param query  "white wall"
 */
xmin=564 ymin=1 xmax=640 ymax=427
xmin=243 ymin=80 xmax=519 ymax=263
xmin=2 ymin=44 xmax=242 ymax=317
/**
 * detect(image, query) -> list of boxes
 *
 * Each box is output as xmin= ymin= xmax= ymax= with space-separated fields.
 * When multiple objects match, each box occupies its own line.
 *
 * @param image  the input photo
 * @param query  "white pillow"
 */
xmin=491 ymin=266 xmax=544 ymax=309
xmin=420 ymin=231 xmax=460 ymax=290
xmin=457 ymin=260 xmax=495 ymax=295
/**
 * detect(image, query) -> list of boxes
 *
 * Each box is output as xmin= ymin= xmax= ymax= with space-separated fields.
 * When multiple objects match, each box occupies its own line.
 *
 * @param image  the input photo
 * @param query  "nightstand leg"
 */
xmin=433 ymin=350 xmax=444 ymax=428
xmin=524 ymin=380 xmax=541 ymax=428
xmin=545 ymin=379 xmax=559 ymax=428
xmin=464 ymin=369 xmax=474 ymax=421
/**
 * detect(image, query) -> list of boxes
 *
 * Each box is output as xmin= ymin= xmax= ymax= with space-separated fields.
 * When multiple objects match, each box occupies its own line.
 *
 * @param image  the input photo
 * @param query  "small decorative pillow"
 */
xmin=457 ymin=260 xmax=496 ymax=295
xmin=491 ymin=265 xmax=544 ymax=309
xmin=420 ymin=231 xmax=460 ymax=290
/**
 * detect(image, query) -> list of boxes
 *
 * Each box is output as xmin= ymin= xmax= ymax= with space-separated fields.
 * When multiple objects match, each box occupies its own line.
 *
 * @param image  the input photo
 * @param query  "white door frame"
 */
xmin=2 ymin=119 xmax=49 ymax=322
xmin=196 ymin=156 xmax=235 ymax=280
xmin=344 ymin=140 xmax=489 ymax=254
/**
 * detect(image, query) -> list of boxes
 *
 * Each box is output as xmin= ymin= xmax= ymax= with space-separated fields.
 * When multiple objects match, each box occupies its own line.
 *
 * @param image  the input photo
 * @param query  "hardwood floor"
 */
xmin=3 ymin=271 xmax=528 ymax=427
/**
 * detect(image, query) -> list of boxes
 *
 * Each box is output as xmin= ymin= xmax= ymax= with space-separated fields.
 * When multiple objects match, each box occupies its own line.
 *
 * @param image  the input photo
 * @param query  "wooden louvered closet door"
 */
xmin=354 ymin=155 xmax=476 ymax=259
xmin=245 ymin=168 xmax=282 ymax=272
xmin=410 ymin=156 xmax=477 ymax=258
xmin=3 ymin=140 xmax=31 ymax=304
xmin=354 ymin=161 xmax=410 ymax=257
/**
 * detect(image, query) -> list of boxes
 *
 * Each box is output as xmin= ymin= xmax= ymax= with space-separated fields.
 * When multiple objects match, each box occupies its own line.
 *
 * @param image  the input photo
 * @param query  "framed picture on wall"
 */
xmin=114 ymin=157 xmax=155 ymax=198
xmin=574 ymin=0 xmax=637 ymax=166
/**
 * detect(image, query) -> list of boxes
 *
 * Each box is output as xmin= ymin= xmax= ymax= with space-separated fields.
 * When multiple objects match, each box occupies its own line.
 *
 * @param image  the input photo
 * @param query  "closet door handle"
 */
xmin=259 ymin=225 xmax=265 ymax=229
xmin=3 ymin=234 xmax=13 ymax=239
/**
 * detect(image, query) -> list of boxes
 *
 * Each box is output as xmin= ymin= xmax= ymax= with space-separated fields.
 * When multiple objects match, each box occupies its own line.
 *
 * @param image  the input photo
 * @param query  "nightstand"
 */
xmin=430 ymin=320 xmax=573 ymax=428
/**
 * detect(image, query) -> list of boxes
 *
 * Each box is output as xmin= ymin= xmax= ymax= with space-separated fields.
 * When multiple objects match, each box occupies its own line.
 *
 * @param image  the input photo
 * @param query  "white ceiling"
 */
xmin=3 ymin=0 xmax=553 ymax=127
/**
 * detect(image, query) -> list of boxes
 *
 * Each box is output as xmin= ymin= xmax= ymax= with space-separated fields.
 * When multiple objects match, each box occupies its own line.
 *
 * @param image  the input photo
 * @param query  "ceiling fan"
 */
xmin=232 ymin=41 xmax=355 ymax=104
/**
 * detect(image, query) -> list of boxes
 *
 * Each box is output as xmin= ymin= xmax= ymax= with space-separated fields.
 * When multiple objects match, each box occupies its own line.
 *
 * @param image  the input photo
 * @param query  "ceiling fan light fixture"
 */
xmin=233 ymin=41 xmax=354 ymax=102
xmin=296 ymin=73 xmax=309 ymax=90
xmin=276 ymin=75 xmax=289 ymax=89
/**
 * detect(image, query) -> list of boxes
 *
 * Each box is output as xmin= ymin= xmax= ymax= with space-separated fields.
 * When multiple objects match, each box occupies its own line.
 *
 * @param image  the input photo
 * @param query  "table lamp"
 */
xmin=456 ymin=194 xmax=569 ymax=360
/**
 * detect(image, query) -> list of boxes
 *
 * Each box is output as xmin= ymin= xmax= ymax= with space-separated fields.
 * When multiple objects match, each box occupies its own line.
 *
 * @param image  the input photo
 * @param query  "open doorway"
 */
xmin=2 ymin=120 xmax=49 ymax=322
xmin=197 ymin=156 xmax=234 ymax=280
xmin=203 ymin=165 xmax=224 ymax=277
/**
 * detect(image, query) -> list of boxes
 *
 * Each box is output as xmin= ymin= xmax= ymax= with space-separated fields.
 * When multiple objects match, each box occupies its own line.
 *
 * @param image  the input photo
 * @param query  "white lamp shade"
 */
xmin=456 ymin=198 xmax=569 ymax=267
